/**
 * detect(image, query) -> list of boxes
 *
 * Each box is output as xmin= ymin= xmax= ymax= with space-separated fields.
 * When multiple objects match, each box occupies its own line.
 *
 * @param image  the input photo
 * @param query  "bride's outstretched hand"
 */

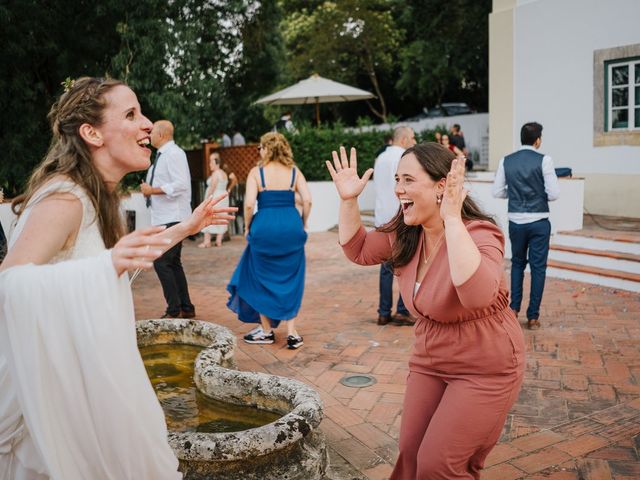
xmin=440 ymin=157 xmax=468 ymax=222
xmin=325 ymin=146 xmax=373 ymax=201
xmin=183 ymin=193 xmax=237 ymax=235
xmin=111 ymin=226 xmax=171 ymax=276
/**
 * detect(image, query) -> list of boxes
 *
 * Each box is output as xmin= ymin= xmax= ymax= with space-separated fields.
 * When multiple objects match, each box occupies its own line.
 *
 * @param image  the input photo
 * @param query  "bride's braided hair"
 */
xmin=13 ymin=77 xmax=126 ymax=248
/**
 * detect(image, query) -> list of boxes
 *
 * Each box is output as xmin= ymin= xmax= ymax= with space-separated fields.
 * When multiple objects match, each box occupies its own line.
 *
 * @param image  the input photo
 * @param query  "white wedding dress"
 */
xmin=0 ymin=180 xmax=182 ymax=480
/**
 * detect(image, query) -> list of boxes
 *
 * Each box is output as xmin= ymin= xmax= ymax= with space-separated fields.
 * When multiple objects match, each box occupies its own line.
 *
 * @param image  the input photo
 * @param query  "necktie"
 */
xmin=146 ymin=151 xmax=161 ymax=208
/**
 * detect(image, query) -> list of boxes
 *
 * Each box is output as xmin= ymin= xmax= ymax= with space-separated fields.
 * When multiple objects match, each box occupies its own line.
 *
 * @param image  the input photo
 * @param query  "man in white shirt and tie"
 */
xmin=141 ymin=120 xmax=196 ymax=318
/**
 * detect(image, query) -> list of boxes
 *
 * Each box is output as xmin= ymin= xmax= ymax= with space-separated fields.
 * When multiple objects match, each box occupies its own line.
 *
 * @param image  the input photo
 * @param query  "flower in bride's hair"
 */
xmin=61 ymin=77 xmax=76 ymax=93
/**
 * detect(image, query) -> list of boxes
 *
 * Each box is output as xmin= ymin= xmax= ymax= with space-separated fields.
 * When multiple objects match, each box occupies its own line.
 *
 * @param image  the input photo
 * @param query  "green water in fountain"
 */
xmin=141 ymin=344 xmax=280 ymax=433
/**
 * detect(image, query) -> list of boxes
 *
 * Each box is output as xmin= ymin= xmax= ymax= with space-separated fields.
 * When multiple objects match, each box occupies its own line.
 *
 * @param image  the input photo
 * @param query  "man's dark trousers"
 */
xmin=509 ymin=218 xmax=551 ymax=321
xmin=378 ymin=261 xmax=409 ymax=317
xmin=154 ymin=222 xmax=195 ymax=317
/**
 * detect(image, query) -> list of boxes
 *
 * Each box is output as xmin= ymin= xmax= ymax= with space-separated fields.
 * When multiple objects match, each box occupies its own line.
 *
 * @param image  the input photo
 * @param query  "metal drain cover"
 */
xmin=339 ymin=374 xmax=377 ymax=388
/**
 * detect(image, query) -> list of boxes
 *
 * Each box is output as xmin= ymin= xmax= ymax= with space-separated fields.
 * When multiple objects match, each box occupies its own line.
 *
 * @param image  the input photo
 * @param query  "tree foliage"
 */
xmin=282 ymin=0 xmax=402 ymax=121
xmin=395 ymin=0 xmax=492 ymax=110
xmin=1 ymin=0 xmax=284 ymax=195
xmin=112 ymin=0 xmax=283 ymax=146
xmin=1 ymin=0 xmax=490 ymax=194
xmin=0 ymin=1 xmax=125 ymax=196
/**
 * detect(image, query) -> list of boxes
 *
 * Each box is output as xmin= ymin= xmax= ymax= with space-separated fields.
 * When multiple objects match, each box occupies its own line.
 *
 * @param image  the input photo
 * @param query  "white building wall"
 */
xmin=513 ymin=0 xmax=640 ymax=176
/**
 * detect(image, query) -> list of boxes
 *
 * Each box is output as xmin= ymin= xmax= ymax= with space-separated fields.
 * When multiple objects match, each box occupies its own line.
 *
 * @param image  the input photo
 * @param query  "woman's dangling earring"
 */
xmin=436 ymin=194 xmax=443 ymax=205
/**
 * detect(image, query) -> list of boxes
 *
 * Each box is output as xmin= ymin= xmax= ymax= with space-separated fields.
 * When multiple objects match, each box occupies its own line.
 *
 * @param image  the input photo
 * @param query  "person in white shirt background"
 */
xmin=141 ymin=120 xmax=197 ymax=319
xmin=373 ymin=126 xmax=417 ymax=326
xmin=220 ymin=131 xmax=232 ymax=147
xmin=492 ymin=122 xmax=559 ymax=330
xmin=232 ymin=130 xmax=246 ymax=146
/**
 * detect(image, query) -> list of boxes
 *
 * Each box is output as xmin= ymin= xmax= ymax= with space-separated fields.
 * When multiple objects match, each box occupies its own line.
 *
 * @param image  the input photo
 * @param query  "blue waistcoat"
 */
xmin=503 ymin=149 xmax=549 ymax=213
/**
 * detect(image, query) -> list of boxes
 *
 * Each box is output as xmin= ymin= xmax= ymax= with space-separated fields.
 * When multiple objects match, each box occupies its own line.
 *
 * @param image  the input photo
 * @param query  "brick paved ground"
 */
xmin=132 ymin=232 xmax=640 ymax=480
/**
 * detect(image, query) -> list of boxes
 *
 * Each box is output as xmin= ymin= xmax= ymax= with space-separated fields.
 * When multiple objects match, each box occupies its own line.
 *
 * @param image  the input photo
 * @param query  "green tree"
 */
xmin=0 ymin=1 xmax=126 ymax=195
xmin=282 ymin=0 xmax=402 ymax=122
xmin=113 ymin=0 xmax=284 ymax=145
xmin=225 ymin=0 xmax=286 ymax=140
xmin=394 ymin=0 xmax=491 ymax=111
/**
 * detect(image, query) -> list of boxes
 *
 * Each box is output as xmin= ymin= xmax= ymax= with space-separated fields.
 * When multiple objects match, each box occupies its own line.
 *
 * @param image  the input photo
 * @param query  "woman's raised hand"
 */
xmin=440 ymin=157 xmax=468 ymax=222
xmin=182 ymin=193 xmax=237 ymax=236
xmin=111 ymin=226 xmax=171 ymax=276
xmin=325 ymin=146 xmax=373 ymax=201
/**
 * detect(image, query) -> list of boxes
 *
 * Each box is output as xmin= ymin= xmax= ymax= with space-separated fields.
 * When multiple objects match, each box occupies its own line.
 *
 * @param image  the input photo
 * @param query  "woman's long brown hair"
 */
xmin=12 ymin=77 xmax=126 ymax=248
xmin=379 ymin=142 xmax=495 ymax=268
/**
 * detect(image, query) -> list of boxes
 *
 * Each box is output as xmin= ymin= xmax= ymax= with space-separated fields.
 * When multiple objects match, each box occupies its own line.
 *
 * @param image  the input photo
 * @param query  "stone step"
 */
xmin=547 ymin=259 xmax=640 ymax=292
xmin=549 ymin=244 xmax=640 ymax=275
xmin=553 ymin=233 xmax=640 ymax=255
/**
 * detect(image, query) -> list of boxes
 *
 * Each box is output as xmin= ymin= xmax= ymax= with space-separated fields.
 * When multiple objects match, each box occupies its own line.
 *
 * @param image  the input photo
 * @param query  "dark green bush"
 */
xmin=283 ymin=123 xmax=435 ymax=182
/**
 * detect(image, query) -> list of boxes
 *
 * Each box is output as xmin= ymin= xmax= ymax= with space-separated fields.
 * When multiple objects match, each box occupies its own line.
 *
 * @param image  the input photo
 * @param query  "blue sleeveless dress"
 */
xmin=226 ymin=167 xmax=307 ymax=327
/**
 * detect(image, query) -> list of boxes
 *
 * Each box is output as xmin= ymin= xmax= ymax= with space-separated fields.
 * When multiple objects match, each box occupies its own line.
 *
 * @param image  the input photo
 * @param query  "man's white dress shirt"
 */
xmin=232 ymin=132 xmax=246 ymax=146
xmin=492 ymin=145 xmax=560 ymax=224
xmin=374 ymin=145 xmax=405 ymax=227
xmin=145 ymin=140 xmax=192 ymax=226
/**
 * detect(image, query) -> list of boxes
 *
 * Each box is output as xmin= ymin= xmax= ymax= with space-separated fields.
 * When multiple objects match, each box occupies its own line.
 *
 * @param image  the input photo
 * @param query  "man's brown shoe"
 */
xmin=391 ymin=312 xmax=415 ymax=326
xmin=527 ymin=319 xmax=541 ymax=330
xmin=377 ymin=314 xmax=392 ymax=326
xmin=180 ymin=310 xmax=196 ymax=319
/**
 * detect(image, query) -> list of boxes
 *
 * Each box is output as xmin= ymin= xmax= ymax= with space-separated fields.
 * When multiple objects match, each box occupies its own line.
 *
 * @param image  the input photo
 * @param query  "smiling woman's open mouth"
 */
xmin=401 ymin=199 xmax=414 ymax=212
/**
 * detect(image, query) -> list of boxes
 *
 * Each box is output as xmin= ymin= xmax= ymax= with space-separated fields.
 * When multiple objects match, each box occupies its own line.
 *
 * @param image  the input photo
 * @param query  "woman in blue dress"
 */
xmin=227 ymin=132 xmax=312 ymax=349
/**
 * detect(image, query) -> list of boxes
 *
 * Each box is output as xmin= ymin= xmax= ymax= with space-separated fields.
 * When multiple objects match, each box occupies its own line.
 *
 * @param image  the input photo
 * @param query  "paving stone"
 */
xmin=527 ymin=470 xmax=579 ymax=480
xmin=321 ymin=418 xmax=353 ymax=443
xmin=346 ymin=423 xmax=396 ymax=451
xmin=481 ymin=463 xmax=526 ymax=480
xmin=591 ymin=405 xmax=640 ymax=426
xmin=575 ymin=458 xmax=613 ymax=480
xmin=555 ymin=434 xmax=610 ymax=457
xmin=348 ymin=390 xmax=382 ymax=411
xmin=484 ymin=443 xmax=526 ymax=467
xmin=586 ymin=446 xmax=638 ymax=461
xmin=361 ymin=463 xmax=394 ymax=480
xmin=325 ymin=404 xmax=366 ymax=428
xmin=511 ymin=447 xmax=572 ymax=474
xmin=332 ymin=438 xmax=385 ymax=471
xmin=510 ymin=430 xmax=566 ymax=453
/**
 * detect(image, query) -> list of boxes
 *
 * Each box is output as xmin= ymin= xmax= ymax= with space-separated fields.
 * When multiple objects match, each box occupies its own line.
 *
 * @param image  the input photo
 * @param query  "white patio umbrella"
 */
xmin=255 ymin=74 xmax=375 ymax=125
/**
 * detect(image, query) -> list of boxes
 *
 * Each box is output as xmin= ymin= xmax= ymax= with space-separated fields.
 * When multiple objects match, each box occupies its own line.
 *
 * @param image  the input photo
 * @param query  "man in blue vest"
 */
xmin=492 ymin=122 xmax=560 ymax=330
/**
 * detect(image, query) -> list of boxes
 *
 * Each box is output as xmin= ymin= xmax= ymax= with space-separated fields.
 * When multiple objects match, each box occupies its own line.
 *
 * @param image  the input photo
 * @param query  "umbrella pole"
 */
xmin=315 ymin=99 xmax=320 ymax=126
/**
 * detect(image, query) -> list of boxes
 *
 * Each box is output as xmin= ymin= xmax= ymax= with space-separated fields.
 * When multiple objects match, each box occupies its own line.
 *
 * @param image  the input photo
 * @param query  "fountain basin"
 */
xmin=136 ymin=319 xmax=328 ymax=480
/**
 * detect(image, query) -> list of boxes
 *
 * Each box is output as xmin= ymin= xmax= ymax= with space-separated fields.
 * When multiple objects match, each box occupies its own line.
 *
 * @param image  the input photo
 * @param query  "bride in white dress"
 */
xmin=0 ymin=77 xmax=235 ymax=479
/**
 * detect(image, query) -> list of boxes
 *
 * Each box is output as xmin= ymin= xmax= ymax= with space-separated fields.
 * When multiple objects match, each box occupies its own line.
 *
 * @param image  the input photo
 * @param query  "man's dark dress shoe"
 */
xmin=527 ymin=319 xmax=541 ymax=330
xmin=180 ymin=310 xmax=196 ymax=319
xmin=391 ymin=312 xmax=415 ymax=326
xmin=377 ymin=314 xmax=392 ymax=326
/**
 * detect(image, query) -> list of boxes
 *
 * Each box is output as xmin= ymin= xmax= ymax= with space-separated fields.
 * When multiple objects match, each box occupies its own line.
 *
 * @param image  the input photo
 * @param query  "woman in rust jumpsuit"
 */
xmin=326 ymin=143 xmax=525 ymax=479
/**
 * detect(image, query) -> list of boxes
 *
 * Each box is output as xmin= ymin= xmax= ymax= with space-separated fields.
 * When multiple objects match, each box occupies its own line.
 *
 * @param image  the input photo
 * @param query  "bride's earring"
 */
xmin=436 ymin=194 xmax=443 ymax=205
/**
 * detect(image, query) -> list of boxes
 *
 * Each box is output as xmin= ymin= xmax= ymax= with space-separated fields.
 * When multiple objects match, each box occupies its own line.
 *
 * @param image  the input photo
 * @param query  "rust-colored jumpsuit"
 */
xmin=343 ymin=220 xmax=525 ymax=479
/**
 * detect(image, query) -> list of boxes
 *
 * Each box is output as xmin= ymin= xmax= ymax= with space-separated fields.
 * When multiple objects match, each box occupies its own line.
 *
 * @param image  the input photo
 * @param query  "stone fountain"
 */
xmin=136 ymin=319 xmax=328 ymax=480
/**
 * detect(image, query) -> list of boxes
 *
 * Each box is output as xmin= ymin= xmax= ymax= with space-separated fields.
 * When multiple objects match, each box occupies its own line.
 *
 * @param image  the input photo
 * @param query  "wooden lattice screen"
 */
xmin=202 ymin=142 xmax=260 ymax=183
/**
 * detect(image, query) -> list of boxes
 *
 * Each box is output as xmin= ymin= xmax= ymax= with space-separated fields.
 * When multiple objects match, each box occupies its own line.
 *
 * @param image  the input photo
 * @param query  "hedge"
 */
xmin=283 ymin=123 xmax=437 ymax=182
xmin=6 ymin=124 xmax=439 ymax=195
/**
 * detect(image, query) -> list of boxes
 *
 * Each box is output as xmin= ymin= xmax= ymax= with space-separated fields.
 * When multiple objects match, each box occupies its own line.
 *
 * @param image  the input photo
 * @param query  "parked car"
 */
xmin=403 ymin=102 xmax=474 ymax=122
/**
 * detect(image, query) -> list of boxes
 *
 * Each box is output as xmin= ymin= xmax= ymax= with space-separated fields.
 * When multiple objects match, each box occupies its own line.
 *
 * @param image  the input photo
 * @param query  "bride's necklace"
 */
xmin=422 ymin=230 xmax=445 ymax=265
